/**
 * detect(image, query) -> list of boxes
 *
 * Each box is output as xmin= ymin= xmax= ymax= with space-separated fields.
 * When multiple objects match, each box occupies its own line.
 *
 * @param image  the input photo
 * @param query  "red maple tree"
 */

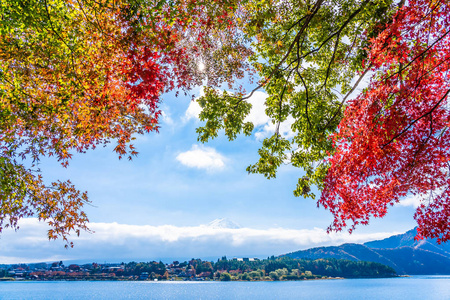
xmin=320 ymin=0 xmax=450 ymax=242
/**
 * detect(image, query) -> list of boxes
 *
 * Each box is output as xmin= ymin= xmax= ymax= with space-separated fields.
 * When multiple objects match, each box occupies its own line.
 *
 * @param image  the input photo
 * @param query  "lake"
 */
xmin=0 ymin=276 xmax=449 ymax=299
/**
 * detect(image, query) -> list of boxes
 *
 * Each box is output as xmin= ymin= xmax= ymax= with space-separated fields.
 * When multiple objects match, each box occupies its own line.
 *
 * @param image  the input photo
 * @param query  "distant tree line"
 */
xmin=115 ymin=256 xmax=396 ymax=280
xmin=213 ymin=257 xmax=396 ymax=280
xmin=0 ymin=256 xmax=396 ymax=281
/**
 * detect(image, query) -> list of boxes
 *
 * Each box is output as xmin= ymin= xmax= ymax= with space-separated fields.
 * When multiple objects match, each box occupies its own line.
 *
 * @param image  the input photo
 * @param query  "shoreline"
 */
xmin=0 ymin=275 xmax=401 ymax=282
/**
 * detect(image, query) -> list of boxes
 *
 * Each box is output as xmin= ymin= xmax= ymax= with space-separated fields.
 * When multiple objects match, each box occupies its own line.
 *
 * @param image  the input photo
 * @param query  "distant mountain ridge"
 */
xmin=364 ymin=228 xmax=450 ymax=256
xmin=283 ymin=228 xmax=450 ymax=275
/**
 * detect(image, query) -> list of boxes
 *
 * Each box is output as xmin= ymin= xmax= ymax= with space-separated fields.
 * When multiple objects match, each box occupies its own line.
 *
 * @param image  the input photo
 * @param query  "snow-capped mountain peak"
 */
xmin=207 ymin=218 xmax=241 ymax=229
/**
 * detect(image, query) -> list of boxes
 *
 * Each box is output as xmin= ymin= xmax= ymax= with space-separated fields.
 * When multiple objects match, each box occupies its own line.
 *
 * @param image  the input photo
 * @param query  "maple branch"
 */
xmin=43 ymin=0 xmax=74 ymax=53
xmin=297 ymin=67 xmax=313 ymax=129
xmin=79 ymin=3 xmax=117 ymax=40
xmin=343 ymin=22 xmax=365 ymax=63
xmin=281 ymin=14 xmax=309 ymax=42
xmin=234 ymin=0 xmax=370 ymax=123
xmin=401 ymin=0 xmax=444 ymax=30
xmin=320 ymin=0 xmax=371 ymax=91
xmin=293 ymin=35 xmax=312 ymax=128
xmin=43 ymin=0 xmax=92 ymax=97
xmin=382 ymin=89 xmax=450 ymax=148
xmin=321 ymin=64 xmax=372 ymax=131
xmin=294 ymin=0 xmax=371 ymax=66
xmin=275 ymin=70 xmax=294 ymax=137
xmin=375 ymin=56 xmax=450 ymax=120
xmin=409 ymin=114 xmax=435 ymax=169
xmin=235 ymin=0 xmax=325 ymax=104
xmin=321 ymin=32 xmax=341 ymax=92
xmin=385 ymin=27 xmax=450 ymax=82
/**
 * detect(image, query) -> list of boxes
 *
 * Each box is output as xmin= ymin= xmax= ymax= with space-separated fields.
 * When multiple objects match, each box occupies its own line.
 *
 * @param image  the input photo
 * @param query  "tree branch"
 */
xmin=382 ymin=89 xmax=450 ymax=148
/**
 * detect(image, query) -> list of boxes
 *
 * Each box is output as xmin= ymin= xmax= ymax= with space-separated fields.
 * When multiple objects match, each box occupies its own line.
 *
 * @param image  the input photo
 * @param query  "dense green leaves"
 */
xmin=196 ymin=0 xmax=398 ymax=195
xmin=196 ymin=87 xmax=254 ymax=142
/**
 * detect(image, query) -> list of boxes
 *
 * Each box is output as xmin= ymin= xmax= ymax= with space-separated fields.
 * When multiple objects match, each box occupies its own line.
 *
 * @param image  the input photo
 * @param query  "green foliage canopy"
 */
xmin=196 ymin=0 xmax=397 ymax=198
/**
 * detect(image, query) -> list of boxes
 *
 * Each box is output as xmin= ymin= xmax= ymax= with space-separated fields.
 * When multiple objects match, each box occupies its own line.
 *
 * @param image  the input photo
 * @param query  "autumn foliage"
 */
xmin=2 ymin=0 xmax=450 ymax=245
xmin=0 ymin=1 xmax=167 ymax=244
xmin=0 ymin=0 xmax=251 ymax=245
xmin=320 ymin=0 xmax=450 ymax=242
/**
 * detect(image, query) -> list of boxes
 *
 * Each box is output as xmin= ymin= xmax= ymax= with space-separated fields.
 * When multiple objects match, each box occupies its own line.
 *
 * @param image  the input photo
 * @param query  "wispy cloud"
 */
xmin=398 ymin=195 xmax=422 ymax=208
xmin=184 ymin=100 xmax=202 ymax=122
xmin=0 ymin=218 xmax=401 ymax=264
xmin=243 ymin=91 xmax=270 ymax=127
xmin=160 ymin=110 xmax=174 ymax=127
xmin=176 ymin=145 xmax=226 ymax=171
xmin=183 ymin=88 xmax=205 ymax=122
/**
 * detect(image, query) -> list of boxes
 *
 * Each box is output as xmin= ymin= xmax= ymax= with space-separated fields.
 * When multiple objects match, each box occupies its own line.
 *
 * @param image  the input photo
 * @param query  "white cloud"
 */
xmin=176 ymin=145 xmax=226 ymax=171
xmin=184 ymin=100 xmax=202 ymax=122
xmin=398 ymin=189 xmax=444 ymax=208
xmin=183 ymin=88 xmax=206 ymax=122
xmin=0 ymin=218 xmax=401 ymax=264
xmin=243 ymin=91 xmax=270 ymax=127
xmin=160 ymin=110 xmax=174 ymax=126
xmin=399 ymin=187 xmax=448 ymax=209
xmin=398 ymin=195 xmax=422 ymax=208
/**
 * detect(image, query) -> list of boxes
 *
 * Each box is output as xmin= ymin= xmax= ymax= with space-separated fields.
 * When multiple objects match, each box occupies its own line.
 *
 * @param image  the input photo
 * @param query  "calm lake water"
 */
xmin=0 ymin=276 xmax=449 ymax=299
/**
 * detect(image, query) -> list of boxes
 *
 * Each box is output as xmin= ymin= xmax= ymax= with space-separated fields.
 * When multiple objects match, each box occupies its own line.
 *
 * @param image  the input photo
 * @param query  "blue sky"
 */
xmin=0 ymin=86 xmax=421 ymax=264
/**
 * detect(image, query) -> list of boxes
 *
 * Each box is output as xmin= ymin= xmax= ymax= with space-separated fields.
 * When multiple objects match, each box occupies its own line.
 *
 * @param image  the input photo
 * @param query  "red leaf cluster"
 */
xmin=320 ymin=0 xmax=450 ymax=242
